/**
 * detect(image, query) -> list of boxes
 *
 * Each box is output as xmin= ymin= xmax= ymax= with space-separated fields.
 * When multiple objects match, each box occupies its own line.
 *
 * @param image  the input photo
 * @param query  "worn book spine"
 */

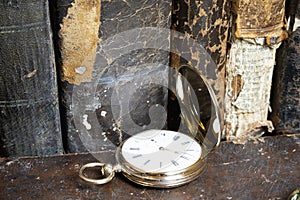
xmin=53 ymin=0 xmax=172 ymax=152
xmin=169 ymin=0 xmax=230 ymax=140
xmin=224 ymin=0 xmax=287 ymax=139
xmin=0 ymin=0 xmax=63 ymax=156
xmin=270 ymin=0 xmax=299 ymax=134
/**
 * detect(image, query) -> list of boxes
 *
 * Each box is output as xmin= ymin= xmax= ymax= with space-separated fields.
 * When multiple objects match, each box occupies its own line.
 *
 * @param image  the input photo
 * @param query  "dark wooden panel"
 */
xmin=0 ymin=134 xmax=299 ymax=199
xmin=0 ymin=0 xmax=63 ymax=156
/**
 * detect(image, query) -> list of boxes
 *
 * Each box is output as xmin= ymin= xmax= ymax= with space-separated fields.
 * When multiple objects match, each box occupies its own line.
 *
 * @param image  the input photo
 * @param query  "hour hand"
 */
xmin=159 ymin=147 xmax=192 ymax=156
xmin=159 ymin=146 xmax=179 ymax=154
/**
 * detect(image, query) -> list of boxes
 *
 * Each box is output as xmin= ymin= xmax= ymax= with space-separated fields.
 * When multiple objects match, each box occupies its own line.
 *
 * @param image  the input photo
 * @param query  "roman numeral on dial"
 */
xmin=171 ymin=160 xmax=179 ymax=166
xmin=130 ymin=147 xmax=140 ymax=150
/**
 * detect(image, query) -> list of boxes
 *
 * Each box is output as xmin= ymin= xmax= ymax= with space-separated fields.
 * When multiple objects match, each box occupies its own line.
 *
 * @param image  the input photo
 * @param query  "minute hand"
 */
xmin=159 ymin=147 xmax=194 ymax=156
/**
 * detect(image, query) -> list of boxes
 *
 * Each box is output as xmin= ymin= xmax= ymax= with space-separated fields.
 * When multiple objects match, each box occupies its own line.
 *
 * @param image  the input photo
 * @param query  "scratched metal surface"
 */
xmin=0 ymin=134 xmax=299 ymax=199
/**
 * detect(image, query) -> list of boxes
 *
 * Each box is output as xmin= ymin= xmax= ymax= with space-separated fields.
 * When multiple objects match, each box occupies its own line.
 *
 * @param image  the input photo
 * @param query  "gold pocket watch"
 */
xmin=79 ymin=64 xmax=222 ymax=188
xmin=79 ymin=129 xmax=206 ymax=188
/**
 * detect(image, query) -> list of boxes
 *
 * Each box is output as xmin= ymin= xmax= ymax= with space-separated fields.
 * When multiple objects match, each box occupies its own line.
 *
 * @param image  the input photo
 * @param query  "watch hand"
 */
xmin=159 ymin=147 xmax=194 ymax=157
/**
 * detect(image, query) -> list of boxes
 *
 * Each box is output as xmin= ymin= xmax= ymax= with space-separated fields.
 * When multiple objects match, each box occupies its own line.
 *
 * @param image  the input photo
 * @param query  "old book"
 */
xmin=233 ymin=0 xmax=287 ymax=43
xmin=224 ymin=39 xmax=277 ymax=139
xmin=270 ymin=0 xmax=300 ymax=134
xmin=52 ymin=0 xmax=172 ymax=152
xmin=0 ymin=0 xmax=63 ymax=156
xmin=224 ymin=0 xmax=287 ymax=139
xmin=169 ymin=0 xmax=230 ymax=144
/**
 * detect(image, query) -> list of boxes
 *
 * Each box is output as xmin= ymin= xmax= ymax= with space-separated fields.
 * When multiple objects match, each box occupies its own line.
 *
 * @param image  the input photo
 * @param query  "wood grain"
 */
xmin=0 ymin=134 xmax=299 ymax=199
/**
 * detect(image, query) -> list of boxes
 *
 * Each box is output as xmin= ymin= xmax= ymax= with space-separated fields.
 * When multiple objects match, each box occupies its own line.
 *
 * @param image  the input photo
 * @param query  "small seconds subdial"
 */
xmin=121 ymin=130 xmax=202 ymax=173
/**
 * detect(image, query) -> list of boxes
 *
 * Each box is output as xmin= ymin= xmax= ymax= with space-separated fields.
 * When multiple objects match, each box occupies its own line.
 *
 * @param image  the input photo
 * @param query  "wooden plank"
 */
xmin=0 ymin=134 xmax=299 ymax=199
xmin=0 ymin=0 xmax=63 ymax=156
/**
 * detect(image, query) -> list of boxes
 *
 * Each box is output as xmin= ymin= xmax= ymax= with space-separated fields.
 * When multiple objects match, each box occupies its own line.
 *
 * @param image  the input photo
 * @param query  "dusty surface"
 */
xmin=0 ymin=134 xmax=299 ymax=199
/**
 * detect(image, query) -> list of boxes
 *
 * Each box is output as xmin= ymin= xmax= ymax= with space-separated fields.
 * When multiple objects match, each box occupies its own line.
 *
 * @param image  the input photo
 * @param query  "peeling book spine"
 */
xmin=224 ymin=0 xmax=287 ymax=139
xmin=54 ymin=0 xmax=172 ymax=152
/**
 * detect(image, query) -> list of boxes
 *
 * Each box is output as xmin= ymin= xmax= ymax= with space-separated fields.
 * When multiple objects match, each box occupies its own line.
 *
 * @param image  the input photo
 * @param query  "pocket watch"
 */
xmin=79 ymin=129 xmax=206 ymax=188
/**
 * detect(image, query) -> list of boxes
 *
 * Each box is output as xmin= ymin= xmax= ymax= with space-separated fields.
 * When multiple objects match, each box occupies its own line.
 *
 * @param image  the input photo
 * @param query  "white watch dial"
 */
xmin=121 ymin=130 xmax=202 ymax=173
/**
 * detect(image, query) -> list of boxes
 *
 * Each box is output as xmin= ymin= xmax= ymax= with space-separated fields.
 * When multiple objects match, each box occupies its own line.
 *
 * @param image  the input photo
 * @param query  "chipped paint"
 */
xmin=100 ymin=111 xmax=107 ymax=117
xmin=75 ymin=66 xmax=87 ymax=75
xmin=82 ymin=114 xmax=91 ymax=130
xmin=60 ymin=0 xmax=101 ymax=85
xmin=24 ymin=69 xmax=37 ymax=78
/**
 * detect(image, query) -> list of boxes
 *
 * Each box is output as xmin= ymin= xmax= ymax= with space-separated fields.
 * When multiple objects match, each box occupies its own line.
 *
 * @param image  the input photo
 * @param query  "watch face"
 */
xmin=120 ymin=130 xmax=202 ymax=173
